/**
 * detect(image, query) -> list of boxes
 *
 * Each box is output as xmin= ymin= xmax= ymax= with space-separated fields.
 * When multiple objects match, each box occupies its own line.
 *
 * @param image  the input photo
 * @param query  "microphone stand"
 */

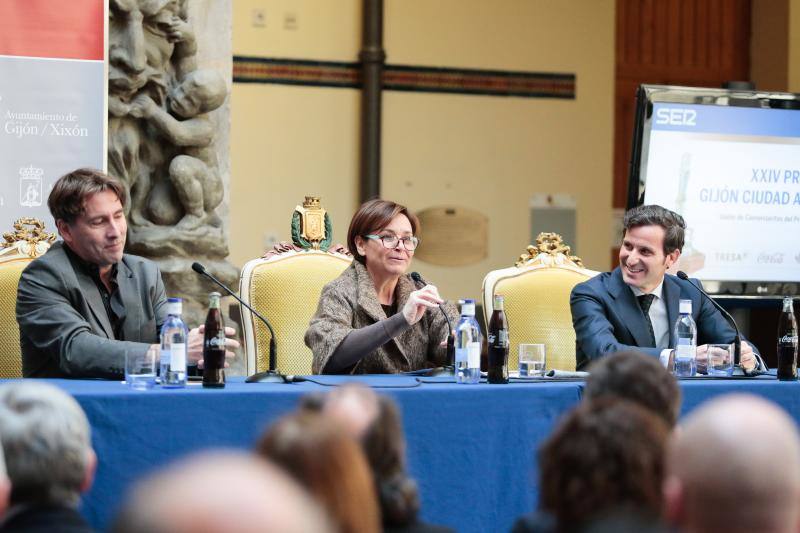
xmin=192 ymin=263 xmax=286 ymax=383
xmin=410 ymin=272 xmax=455 ymax=377
xmin=676 ymin=271 xmax=756 ymax=374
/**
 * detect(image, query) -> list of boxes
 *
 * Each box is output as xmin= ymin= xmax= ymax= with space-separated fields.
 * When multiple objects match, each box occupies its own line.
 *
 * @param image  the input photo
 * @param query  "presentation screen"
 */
xmin=628 ymin=85 xmax=800 ymax=288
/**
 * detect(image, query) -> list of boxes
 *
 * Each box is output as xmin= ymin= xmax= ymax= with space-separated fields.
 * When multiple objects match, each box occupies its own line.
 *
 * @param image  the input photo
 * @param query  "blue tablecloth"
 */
xmin=18 ymin=374 xmax=800 ymax=533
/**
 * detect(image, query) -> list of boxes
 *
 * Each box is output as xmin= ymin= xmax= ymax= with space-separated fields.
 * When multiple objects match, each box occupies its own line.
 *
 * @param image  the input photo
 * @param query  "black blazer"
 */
xmin=1 ymin=504 xmax=94 ymax=533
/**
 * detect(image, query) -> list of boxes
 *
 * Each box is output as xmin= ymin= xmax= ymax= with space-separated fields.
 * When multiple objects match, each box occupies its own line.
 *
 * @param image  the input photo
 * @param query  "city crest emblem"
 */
xmin=291 ymin=196 xmax=332 ymax=251
xmin=19 ymin=165 xmax=43 ymax=207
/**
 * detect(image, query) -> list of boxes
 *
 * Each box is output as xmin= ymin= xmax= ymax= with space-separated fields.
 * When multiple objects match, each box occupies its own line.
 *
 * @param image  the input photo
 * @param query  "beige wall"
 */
xmin=230 ymin=0 xmax=362 ymax=268
xmin=790 ymin=0 xmax=800 ymax=91
xmin=383 ymin=1 xmax=614 ymax=300
xmin=230 ymin=1 xmax=615 ymax=301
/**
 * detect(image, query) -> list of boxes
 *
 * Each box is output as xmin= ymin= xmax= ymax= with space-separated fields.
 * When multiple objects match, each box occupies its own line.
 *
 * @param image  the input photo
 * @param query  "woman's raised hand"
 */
xmin=402 ymin=285 xmax=444 ymax=325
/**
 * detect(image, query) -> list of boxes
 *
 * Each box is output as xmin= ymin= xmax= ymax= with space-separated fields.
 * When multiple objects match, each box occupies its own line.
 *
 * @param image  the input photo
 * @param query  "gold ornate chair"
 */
xmin=0 ymin=219 xmax=56 ymax=378
xmin=481 ymin=233 xmax=599 ymax=372
xmin=239 ymin=198 xmax=352 ymax=376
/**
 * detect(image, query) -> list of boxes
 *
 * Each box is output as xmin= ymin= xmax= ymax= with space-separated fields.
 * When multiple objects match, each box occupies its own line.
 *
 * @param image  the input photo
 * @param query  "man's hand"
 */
xmin=402 ymin=285 xmax=443 ymax=325
xmin=695 ymin=344 xmax=710 ymax=373
xmin=187 ymin=325 xmax=239 ymax=368
xmin=739 ymin=341 xmax=757 ymax=371
xmin=697 ymin=341 xmax=757 ymax=372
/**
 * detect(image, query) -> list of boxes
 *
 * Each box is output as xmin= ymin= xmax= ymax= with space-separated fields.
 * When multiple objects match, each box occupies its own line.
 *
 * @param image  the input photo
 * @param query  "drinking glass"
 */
xmin=125 ymin=347 xmax=157 ymax=390
xmin=706 ymin=343 xmax=734 ymax=377
xmin=518 ymin=344 xmax=546 ymax=377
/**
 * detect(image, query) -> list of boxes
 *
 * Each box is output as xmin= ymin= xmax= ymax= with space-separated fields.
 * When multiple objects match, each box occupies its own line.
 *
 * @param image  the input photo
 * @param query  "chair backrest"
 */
xmin=0 ymin=218 xmax=56 ymax=378
xmin=482 ymin=233 xmax=599 ymax=372
xmin=239 ymin=250 xmax=352 ymax=375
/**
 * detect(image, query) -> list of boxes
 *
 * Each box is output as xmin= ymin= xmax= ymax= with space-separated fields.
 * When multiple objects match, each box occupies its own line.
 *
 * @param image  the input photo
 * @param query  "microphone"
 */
xmin=191 ymin=262 xmax=285 ymax=383
xmin=676 ymin=271 xmax=744 ymax=368
xmin=410 ymin=272 xmax=456 ymax=374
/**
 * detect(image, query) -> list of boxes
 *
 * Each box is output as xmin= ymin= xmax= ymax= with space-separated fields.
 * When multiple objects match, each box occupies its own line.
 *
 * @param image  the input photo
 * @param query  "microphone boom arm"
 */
xmin=192 ymin=262 xmax=283 ymax=382
xmin=677 ymin=271 xmax=743 ymax=367
xmin=410 ymin=272 xmax=456 ymax=371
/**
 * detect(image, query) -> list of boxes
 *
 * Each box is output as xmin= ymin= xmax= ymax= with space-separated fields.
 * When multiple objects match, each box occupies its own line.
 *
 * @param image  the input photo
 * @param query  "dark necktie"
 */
xmin=637 ymin=294 xmax=657 ymax=348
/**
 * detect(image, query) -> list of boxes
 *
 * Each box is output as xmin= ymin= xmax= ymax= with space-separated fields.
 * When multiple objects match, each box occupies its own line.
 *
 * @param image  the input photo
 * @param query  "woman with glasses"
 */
xmin=305 ymin=199 xmax=458 ymax=374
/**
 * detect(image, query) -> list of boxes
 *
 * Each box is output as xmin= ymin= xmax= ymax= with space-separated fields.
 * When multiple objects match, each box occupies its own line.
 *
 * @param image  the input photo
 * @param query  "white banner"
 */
xmin=0 ymin=0 xmax=107 ymax=235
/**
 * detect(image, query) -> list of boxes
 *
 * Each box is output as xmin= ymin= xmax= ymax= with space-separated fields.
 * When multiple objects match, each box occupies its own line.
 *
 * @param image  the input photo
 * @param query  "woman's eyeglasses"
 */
xmin=363 ymin=234 xmax=420 ymax=251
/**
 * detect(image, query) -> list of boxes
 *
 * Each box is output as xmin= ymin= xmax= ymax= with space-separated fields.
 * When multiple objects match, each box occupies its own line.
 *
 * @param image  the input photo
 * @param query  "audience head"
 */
xmin=319 ymin=383 xmax=380 ymax=440
xmin=585 ymin=350 xmax=681 ymax=427
xmin=539 ymin=398 xmax=670 ymax=531
xmin=257 ymin=410 xmax=380 ymax=533
xmin=48 ymin=168 xmax=128 ymax=268
xmin=0 ymin=382 xmax=95 ymax=508
xmin=113 ymin=451 xmax=331 ymax=533
xmin=361 ymin=395 xmax=420 ymax=527
xmin=580 ymin=511 xmax=670 ymax=533
xmin=664 ymin=394 xmax=800 ymax=533
xmin=303 ymin=385 xmax=422 ymax=528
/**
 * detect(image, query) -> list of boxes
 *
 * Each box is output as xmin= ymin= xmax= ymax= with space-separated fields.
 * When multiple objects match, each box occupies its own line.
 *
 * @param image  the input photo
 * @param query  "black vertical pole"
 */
xmin=359 ymin=0 xmax=384 ymax=202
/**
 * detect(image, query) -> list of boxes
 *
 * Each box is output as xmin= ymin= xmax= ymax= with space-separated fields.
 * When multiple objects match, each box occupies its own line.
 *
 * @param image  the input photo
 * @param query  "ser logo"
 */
xmin=655 ymin=107 xmax=697 ymax=126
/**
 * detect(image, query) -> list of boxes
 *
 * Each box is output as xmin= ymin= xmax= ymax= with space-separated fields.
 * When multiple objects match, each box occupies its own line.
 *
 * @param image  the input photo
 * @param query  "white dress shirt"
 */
xmin=630 ymin=280 xmax=669 ymax=350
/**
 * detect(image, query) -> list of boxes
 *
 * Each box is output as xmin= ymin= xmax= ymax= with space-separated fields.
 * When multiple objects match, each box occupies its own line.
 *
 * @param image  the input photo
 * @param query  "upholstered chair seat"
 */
xmin=0 ymin=219 xmax=56 ymax=378
xmin=482 ymin=233 xmax=598 ymax=372
xmin=240 ymin=249 xmax=352 ymax=376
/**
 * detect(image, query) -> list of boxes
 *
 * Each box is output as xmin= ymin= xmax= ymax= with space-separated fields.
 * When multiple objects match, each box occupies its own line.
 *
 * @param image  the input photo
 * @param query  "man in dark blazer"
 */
xmin=571 ymin=204 xmax=761 ymax=371
xmin=16 ymin=168 xmax=236 ymax=378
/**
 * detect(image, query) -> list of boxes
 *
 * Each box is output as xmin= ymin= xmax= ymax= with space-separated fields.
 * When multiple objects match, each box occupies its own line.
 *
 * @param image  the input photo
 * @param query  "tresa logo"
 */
xmin=714 ymin=252 xmax=747 ymax=263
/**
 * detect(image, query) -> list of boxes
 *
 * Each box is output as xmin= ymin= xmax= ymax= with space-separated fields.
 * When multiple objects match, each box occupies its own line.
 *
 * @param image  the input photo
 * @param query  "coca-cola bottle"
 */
xmin=202 ymin=292 xmax=226 ymax=388
xmin=777 ymin=296 xmax=798 ymax=381
xmin=487 ymin=294 xmax=509 ymax=384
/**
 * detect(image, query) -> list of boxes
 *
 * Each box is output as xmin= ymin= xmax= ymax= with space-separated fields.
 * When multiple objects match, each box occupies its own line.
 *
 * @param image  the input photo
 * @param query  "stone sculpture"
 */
xmin=107 ymin=0 xmax=236 ymax=327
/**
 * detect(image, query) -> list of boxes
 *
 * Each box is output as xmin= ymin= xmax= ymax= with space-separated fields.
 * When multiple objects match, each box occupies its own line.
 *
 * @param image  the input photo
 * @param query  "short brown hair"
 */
xmin=585 ymin=350 xmax=681 ymax=427
xmin=347 ymin=199 xmax=419 ymax=264
xmin=362 ymin=396 xmax=420 ymax=527
xmin=301 ymin=389 xmax=421 ymax=528
xmin=539 ymin=398 xmax=669 ymax=531
xmin=622 ymin=204 xmax=685 ymax=255
xmin=48 ymin=168 xmax=127 ymax=224
xmin=257 ymin=411 xmax=381 ymax=533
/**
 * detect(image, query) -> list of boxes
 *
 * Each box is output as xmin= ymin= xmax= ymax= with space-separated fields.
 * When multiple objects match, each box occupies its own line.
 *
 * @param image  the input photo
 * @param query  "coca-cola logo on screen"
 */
xmin=757 ymin=252 xmax=784 ymax=264
xmin=779 ymin=335 xmax=798 ymax=344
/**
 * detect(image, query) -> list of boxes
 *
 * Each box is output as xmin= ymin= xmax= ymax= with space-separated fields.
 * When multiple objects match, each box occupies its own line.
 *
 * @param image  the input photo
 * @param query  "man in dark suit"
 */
xmin=570 ymin=204 xmax=760 ymax=371
xmin=0 ymin=381 xmax=96 ymax=533
xmin=15 ymin=168 xmax=236 ymax=378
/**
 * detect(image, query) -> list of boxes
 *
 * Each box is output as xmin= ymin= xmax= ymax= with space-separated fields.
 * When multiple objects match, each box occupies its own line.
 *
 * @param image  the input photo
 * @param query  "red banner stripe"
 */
xmin=0 ymin=0 xmax=104 ymax=60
